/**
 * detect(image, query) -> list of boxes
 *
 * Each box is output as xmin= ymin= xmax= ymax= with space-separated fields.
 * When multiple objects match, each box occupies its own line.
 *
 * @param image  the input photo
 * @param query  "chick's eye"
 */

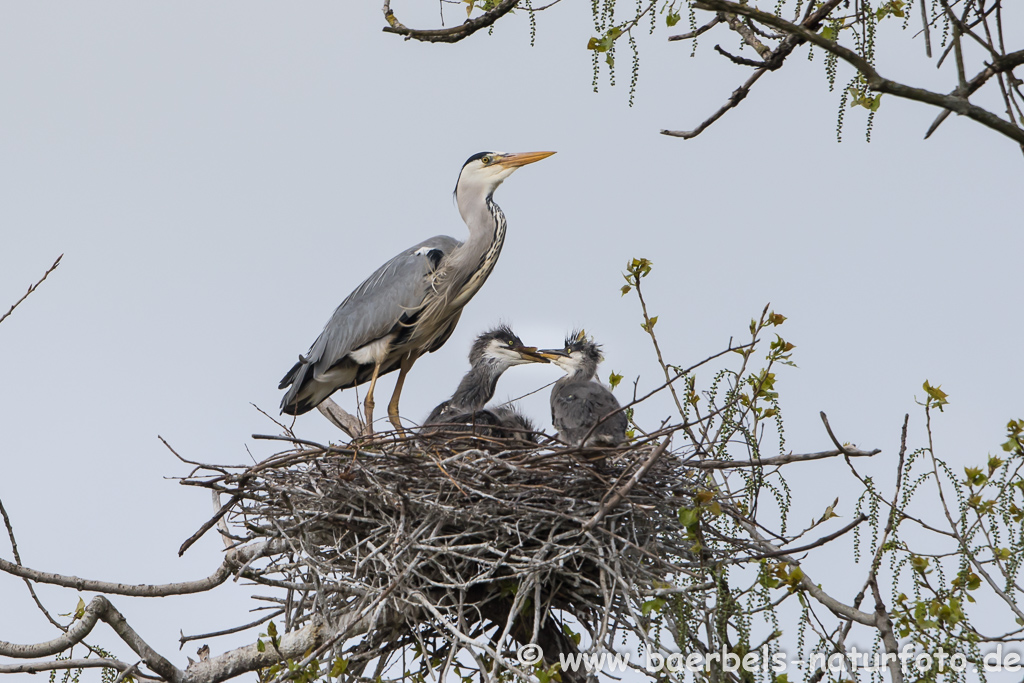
xmin=507 ymin=340 xmax=514 ymax=346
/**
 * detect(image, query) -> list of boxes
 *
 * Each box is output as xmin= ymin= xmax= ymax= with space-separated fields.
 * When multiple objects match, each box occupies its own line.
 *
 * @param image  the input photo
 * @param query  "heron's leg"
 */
xmin=363 ymin=360 xmax=383 ymax=436
xmin=387 ymin=352 xmax=419 ymax=431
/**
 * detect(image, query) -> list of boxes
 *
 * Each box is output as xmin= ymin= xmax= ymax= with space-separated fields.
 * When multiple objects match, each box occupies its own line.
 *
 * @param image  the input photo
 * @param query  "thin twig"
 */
xmin=0 ymin=254 xmax=62 ymax=327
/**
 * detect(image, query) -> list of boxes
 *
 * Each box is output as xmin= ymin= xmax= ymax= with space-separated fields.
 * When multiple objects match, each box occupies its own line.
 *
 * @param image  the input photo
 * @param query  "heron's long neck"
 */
xmin=450 ymin=190 xmax=507 ymax=308
xmin=449 ymin=360 xmax=505 ymax=412
xmin=557 ymin=360 xmax=598 ymax=385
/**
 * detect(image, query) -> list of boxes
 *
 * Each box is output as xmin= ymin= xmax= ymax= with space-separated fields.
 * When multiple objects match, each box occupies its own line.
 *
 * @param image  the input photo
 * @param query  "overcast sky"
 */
xmin=1 ymin=0 xmax=1021 ymax=678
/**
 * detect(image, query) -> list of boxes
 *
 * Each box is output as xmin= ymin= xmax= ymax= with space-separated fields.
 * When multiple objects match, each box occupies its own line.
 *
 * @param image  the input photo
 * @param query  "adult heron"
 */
xmin=425 ymin=326 xmax=546 ymax=440
xmin=540 ymin=330 xmax=628 ymax=447
xmin=279 ymin=151 xmax=555 ymax=432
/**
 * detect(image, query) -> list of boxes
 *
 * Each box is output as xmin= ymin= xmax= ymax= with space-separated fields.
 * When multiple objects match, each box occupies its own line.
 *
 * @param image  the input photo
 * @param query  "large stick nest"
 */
xmin=188 ymin=434 xmax=709 ymax=678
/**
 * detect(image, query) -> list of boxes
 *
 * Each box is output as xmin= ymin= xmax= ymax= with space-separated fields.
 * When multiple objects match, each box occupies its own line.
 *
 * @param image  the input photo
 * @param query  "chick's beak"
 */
xmin=514 ymin=346 xmax=550 ymax=363
xmin=496 ymin=151 xmax=556 ymax=168
xmin=537 ymin=349 xmax=570 ymax=361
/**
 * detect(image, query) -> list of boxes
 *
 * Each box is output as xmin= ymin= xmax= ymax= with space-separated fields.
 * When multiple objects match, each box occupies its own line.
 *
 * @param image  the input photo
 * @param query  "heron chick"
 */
xmin=425 ymin=326 xmax=547 ymax=441
xmin=540 ymin=330 xmax=627 ymax=447
xmin=278 ymin=151 xmax=555 ymax=433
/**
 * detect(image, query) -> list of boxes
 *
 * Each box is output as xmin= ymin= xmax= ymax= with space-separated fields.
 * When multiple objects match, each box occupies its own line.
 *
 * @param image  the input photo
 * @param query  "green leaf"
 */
xmin=678 ymin=507 xmax=700 ymax=529
xmin=922 ymin=380 xmax=949 ymax=411
xmin=821 ymin=26 xmax=836 ymax=40
xmin=608 ymin=372 xmax=623 ymax=389
xmin=74 ymin=597 xmax=86 ymax=620
xmin=620 ymin=284 xmax=631 ymax=296
xmin=257 ymin=639 xmax=266 ymax=653
xmin=640 ymin=598 xmax=665 ymax=616
xmin=330 ymin=658 xmax=349 ymax=677
xmin=267 ymin=621 xmax=278 ymax=638
xmin=666 ymin=11 xmax=681 ymax=26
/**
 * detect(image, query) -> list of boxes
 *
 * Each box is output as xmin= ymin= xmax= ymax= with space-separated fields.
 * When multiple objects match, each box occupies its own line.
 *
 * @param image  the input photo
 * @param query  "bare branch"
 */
xmin=732 ymin=513 xmax=867 ymax=562
xmin=316 ymin=397 xmax=361 ymax=438
xmin=688 ymin=446 xmax=880 ymax=468
xmin=668 ymin=16 xmax=721 ymax=41
xmin=178 ymin=493 xmax=242 ymax=557
xmin=870 ymin=578 xmax=904 ymax=683
xmin=690 ymin=0 xmax=1024 ymax=145
xmin=179 ymin=610 xmax=284 ymax=649
xmin=0 ymin=658 xmax=156 ymax=680
xmin=0 ymin=596 xmax=182 ymax=683
xmin=663 ymin=67 xmax=769 ymax=138
xmin=382 ymin=0 xmax=519 ymax=43
xmin=926 ymin=49 xmax=1024 ymax=138
xmin=738 ymin=519 xmax=876 ymax=626
xmin=0 ymin=254 xmax=62 ymax=327
xmin=0 ymin=497 xmax=65 ymax=630
xmin=663 ymin=0 xmax=844 ymax=139
xmin=582 ymin=438 xmax=670 ymax=531
xmin=0 ymin=539 xmax=286 ymax=597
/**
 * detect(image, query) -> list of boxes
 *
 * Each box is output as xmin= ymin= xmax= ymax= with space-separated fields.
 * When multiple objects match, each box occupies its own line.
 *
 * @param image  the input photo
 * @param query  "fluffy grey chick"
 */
xmin=540 ymin=330 xmax=627 ymax=447
xmin=425 ymin=326 xmax=546 ymax=440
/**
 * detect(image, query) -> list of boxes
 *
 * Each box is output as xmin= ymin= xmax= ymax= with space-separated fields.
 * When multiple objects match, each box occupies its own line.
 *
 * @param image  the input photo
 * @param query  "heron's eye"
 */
xmin=507 ymin=340 xmax=514 ymax=346
xmin=481 ymin=155 xmax=492 ymax=165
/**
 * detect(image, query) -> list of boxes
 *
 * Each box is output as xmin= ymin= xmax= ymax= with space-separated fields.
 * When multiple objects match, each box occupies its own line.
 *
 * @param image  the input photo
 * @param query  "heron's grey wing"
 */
xmin=551 ymin=380 xmax=625 ymax=445
xmin=305 ymin=235 xmax=461 ymax=380
xmin=425 ymin=399 xmax=452 ymax=425
xmin=493 ymin=404 xmax=540 ymax=442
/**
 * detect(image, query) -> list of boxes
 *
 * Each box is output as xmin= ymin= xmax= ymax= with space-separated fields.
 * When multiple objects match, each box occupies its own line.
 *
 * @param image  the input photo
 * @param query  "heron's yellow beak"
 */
xmin=497 ymin=151 xmax=556 ymax=168
xmin=514 ymin=346 xmax=550 ymax=363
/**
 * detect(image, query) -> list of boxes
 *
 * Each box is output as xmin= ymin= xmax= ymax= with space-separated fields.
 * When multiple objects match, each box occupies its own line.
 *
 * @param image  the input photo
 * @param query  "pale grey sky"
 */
xmin=1 ymin=0 xmax=1021 ymax=678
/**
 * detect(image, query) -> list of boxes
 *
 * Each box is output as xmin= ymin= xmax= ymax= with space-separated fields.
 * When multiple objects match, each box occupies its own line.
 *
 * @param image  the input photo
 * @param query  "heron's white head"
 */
xmin=539 ymin=329 xmax=604 ymax=378
xmin=454 ymin=151 xmax=556 ymax=203
xmin=469 ymin=325 xmax=549 ymax=370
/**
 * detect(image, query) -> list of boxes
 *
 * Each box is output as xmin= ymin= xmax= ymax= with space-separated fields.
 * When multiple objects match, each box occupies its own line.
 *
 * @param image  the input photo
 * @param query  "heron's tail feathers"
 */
xmin=279 ymin=359 xmax=316 ymax=415
xmin=279 ymin=359 xmax=303 ymax=391
xmin=280 ymin=359 xmax=361 ymax=416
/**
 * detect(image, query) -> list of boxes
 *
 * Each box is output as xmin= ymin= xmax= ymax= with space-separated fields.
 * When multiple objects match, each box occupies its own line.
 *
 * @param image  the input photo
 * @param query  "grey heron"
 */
xmin=425 ymin=326 xmax=546 ymax=441
xmin=540 ymin=330 xmax=628 ymax=447
xmin=279 ymin=151 xmax=555 ymax=432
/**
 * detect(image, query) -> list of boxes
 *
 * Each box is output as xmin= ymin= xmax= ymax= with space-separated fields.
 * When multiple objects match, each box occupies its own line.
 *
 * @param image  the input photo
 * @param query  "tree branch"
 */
xmin=688 ymin=446 xmax=879 ymax=469
xmin=582 ymin=438 xmax=670 ymax=531
xmin=0 ymin=254 xmax=62 ymax=327
xmin=668 ymin=16 xmax=721 ymax=42
xmin=663 ymin=67 xmax=769 ymax=138
xmin=315 ymin=397 xmax=361 ymax=439
xmin=0 ymin=539 xmax=286 ymax=597
xmin=0 ymin=596 xmax=182 ymax=683
xmin=690 ymin=0 xmax=1024 ymax=145
xmin=382 ymin=0 xmax=519 ymax=43
xmin=737 ymin=520 xmax=876 ymax=626
xmin=926 ymin=49 xmax=1024 ymax=138
xmin=663 ymin=0 xmax=843 ymax=138
xmin=0 ymin=657 xmax=157 ymax=680
xmin=731 ymin=513 xmax=867 ymax=562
